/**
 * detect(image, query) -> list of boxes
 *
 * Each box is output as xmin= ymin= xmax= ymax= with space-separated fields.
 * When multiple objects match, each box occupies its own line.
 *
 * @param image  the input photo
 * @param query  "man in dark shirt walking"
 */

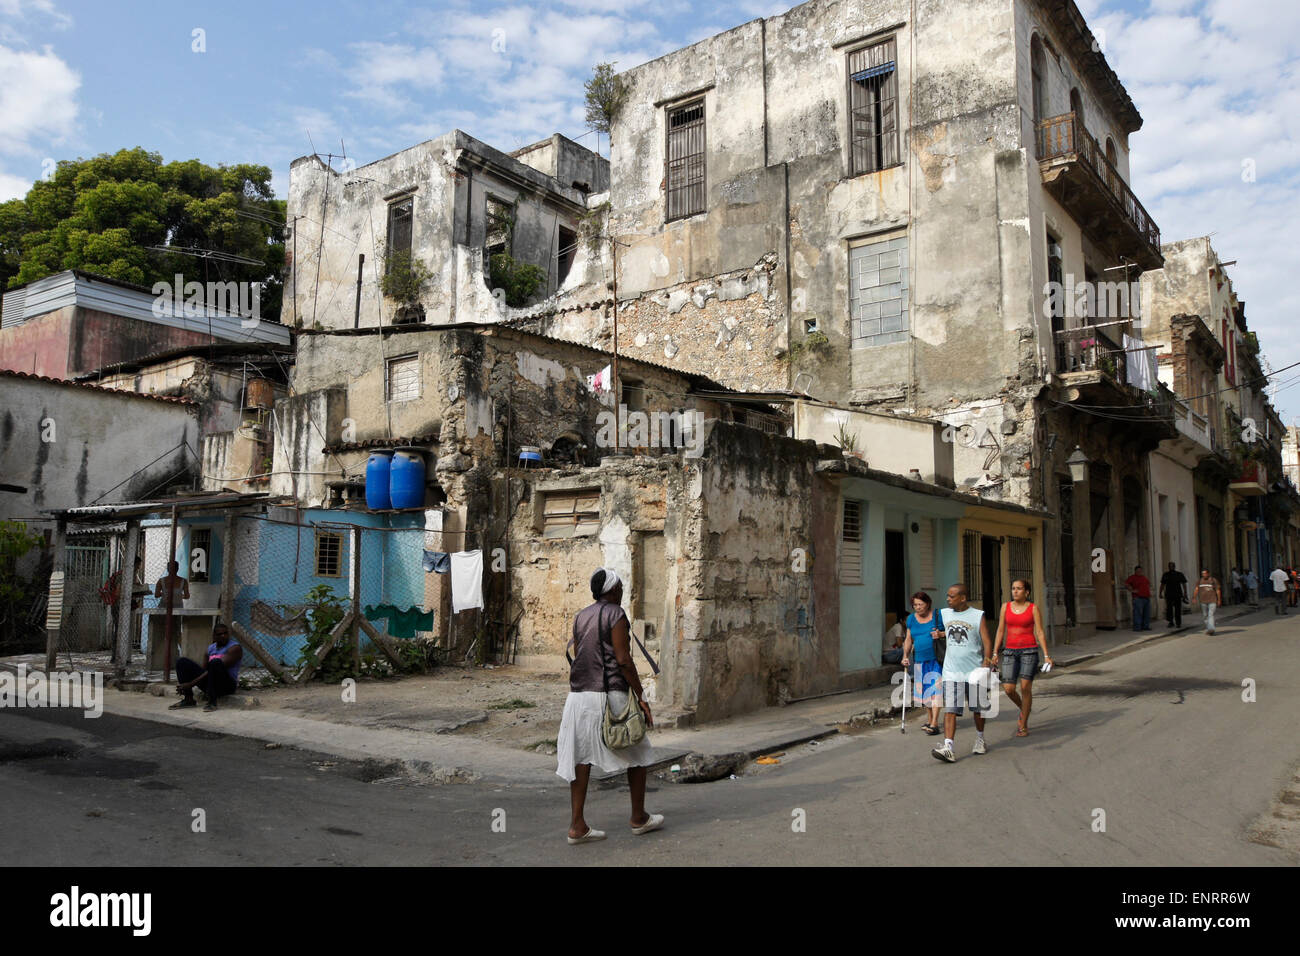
xmin=1159 ymin=562 xmax=1187 ymax=628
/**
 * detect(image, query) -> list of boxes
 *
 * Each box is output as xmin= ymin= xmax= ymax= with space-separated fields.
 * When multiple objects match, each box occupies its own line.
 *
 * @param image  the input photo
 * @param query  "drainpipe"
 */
xmin=353 ymin=254 xmax=364 ymax=329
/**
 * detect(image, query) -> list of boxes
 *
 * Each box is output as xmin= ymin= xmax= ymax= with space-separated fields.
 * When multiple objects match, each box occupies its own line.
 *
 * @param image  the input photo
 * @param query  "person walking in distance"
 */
xmin=901 ymin=591 xmax=945 ymax=735
xmin=1245 ymin=568 xmax=1259 ymax=607
xmin=1289 ymin=567 xmax=1299 ymax=609
xmin=931 ymin=584 xmax=994 ymax=764
xmin=1191 ymin=569 xmax=1221 ymax=635
xmin=1268 ymin=564 xmax=1290 ymax=615
xmin=555 ymin=568 xmax=663 ymax=844
xmin=991 ymin=579 xmax=1054 ymax=737
xmin=1230 ymin=567 xmax=1243 ymax=606
xmin=1124 ymin=565 xmax=1152 ymax=631
xmin=1158 ymin=562 xmax=1187 ymax=628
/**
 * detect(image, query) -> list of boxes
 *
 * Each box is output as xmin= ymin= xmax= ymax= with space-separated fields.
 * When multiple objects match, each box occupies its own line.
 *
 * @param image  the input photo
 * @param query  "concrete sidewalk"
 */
xmin=7 ymin=601 xmax=1269 ymax=785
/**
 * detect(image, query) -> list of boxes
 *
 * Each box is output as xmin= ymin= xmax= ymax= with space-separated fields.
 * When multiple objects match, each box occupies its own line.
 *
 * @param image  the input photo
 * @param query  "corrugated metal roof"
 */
xmin=0 ymin=369 xmax=199 ymax=406
xmin=1 ymin=270 xmax=292 ymax=347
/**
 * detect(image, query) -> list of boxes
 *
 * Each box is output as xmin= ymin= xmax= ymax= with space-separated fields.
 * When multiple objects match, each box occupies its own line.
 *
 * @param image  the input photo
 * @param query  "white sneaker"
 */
xmin=972 ymin=737 xmax=988 ymax=755
xmin=631 ymin=813 xmax=664 ymax=835
xmin=931 ymin=744 xmax=956 ymax=763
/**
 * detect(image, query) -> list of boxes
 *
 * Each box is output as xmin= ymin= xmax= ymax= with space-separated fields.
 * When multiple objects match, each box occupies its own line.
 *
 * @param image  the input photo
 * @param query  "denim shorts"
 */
xmin=1000 ymin=647 xmax=1039 ymax=684
xmin=943 ymin=680 xmax=991 ymax=716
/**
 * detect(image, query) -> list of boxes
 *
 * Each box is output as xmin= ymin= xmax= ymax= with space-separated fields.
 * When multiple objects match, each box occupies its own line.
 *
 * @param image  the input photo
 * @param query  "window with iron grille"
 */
xmin=848 ymin=38 xmax=899 ymax=175
xmin=543 ymin=489 xmax=601 ymax=538
xmin=315 ymin=531 xmax=343 ymax=578
xmin=386 ymin=198 xmax=413 ymax=270
xmin=189 ymin=528 xmax=211 ymax=583
xmin=842 ymin=500 xmax=863 ymax=585
xmin=665 ymin=100 xmax=706 ymax=221
xmin=849 ymin=233 xmax=909 ymax=347
xmin=1008 ymin=536 xmax=1033 ymax=593
xmin=917 ymin=519 xmax=935 ymax=589
xmin=386 ymin=354 xmax=420 ymax=403
xmin=485 ymin=197 xmax=513 ymax=258
xmin=962 ymin=530 xmax=982 ymax=604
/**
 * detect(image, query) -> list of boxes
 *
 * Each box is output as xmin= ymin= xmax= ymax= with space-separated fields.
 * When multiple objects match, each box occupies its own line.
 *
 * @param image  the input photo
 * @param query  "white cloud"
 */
xmin=343 ymin=41 xmax=444 ymax=112
xmin=0 ymin=43 xmax=79 ymax=154
xmin=0 ymin=0 xmax=72 ymax=30
xmin=0 ymin=169 xmax=35 ymax=200
xmin=1095 ymin=1 xmax=1300 ymax=420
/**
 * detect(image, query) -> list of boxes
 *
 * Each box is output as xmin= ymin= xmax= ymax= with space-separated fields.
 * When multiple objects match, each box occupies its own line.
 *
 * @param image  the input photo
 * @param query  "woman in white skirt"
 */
xmin=557 ymin=567 xmax=664 ymax=844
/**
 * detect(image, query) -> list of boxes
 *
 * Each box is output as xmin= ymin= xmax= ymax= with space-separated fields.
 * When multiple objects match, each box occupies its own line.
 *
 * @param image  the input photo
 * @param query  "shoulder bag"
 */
xmin=599 ymin=607 xmax=659 ymax=751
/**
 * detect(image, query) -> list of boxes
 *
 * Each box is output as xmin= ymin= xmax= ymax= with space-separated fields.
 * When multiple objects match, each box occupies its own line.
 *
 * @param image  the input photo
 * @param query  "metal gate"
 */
xmin=62 ymin=541 xmax=112 ymax=651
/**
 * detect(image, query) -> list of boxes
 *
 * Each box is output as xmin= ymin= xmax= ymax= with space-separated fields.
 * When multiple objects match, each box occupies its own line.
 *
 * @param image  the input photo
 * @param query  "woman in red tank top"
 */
xmin=991 ymin=579 xmax=1053 ymax=736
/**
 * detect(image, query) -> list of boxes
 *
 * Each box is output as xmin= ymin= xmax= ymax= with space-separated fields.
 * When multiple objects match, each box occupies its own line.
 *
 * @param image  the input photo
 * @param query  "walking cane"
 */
xmin=900 ymin=663 xmax=908 ymax=733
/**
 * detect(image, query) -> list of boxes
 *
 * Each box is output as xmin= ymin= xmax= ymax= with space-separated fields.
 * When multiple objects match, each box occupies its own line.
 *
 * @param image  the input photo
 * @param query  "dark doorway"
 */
xmin=884 ymin=530 xmax=906 ymax=627
xmin=1059 ymin=477 xmax=1077 ymax=626
xmin=980 ymin=535 xmax=1002 ymax=617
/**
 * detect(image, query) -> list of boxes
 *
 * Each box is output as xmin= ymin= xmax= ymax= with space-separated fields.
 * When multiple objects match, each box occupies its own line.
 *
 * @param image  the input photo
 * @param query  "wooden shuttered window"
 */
xmin=666 ymin=100 xmax=706 ymax=221
xmin=848 ymin=38 xmax=899 ymax=175
xmin=841 ymin=499 xmax=863 ymax=585
xmin=543 ymin=489 xmax=601 ymax=538
xmin=917 ymin=519 xmax=935 ymax=590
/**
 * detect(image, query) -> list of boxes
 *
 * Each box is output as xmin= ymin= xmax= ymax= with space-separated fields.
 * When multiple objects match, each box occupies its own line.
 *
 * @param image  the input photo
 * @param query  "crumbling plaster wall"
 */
xmin=663 ymin=422 xmax=837 ymax=722
xmin=287 ymin=131 xmax=601 ymax=332
xmin=504 ymin=460 xmax=676 ymax=677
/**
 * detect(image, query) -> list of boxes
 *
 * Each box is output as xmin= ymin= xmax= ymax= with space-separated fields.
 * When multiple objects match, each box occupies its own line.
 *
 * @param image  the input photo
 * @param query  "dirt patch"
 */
xmin=1248 ymin=763 xmax=1300 ymax=857
xmin=240 ymin=664 xmax=569 ymax=751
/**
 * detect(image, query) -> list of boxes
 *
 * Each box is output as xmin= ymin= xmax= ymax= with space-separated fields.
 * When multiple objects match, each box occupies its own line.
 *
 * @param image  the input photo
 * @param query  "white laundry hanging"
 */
xmin=450 ymin=549 xmax=484 ymax=614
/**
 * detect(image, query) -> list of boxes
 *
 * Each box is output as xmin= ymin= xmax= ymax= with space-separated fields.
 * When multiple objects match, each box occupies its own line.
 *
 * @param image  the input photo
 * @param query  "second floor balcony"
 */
xmin=1035 ymin=112 xmax=1163 ymax=271
xmin=1051 ymin=323 xmax=1177 ymax=446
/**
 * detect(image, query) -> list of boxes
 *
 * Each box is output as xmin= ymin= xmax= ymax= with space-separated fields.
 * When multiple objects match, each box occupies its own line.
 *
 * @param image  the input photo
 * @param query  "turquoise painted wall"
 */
xmin=837 ymin=478 xmax=965 ymax=673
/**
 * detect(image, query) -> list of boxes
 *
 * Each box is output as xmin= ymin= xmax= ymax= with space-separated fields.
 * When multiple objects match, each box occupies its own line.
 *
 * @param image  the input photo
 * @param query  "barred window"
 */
xmin=386 ymin=198 xmax=413 ymax=265
xmin=485 ymin=197 xmax=513 ymax=258
xmin=543 ymin=489 xmax=601 ymax=539
xmin=315 ymin=531 xmax=343 ymax=578
xmin=842 ymin=500 xmax=863 ymax=585
xmin=849 ymin=233 xmax=909 ymax=347
xmin=386 ymin=354 xmax=420 ymax=403
xmin=917 ymin=519 xmax=935 ymax=589
xmin=1008 ymin=536 xmax=1033 ymax=593
xmin=849 ymin=38 xmax=899 ymax=175
xmin=962 ymin=530 xmax=982 ymax=605
xmin=666 ymin=100 xmax=706 ymax=221
xmin=189 ymin=528 xmax=211 ymax=583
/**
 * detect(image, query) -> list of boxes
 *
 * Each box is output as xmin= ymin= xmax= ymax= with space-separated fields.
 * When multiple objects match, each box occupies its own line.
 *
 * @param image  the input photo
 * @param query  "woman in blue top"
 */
xmin=901 ymin=591 xmax=944 ymax=735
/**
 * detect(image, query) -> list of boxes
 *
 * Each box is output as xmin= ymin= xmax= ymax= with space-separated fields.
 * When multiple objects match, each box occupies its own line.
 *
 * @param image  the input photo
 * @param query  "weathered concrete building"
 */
xmin=1142 ymin=237 xmax=1292 ymax=580
xmin=512 ymin=0 xmax=1165 ymax=629
xmin=284 ymin=131 xmax=610 ymax=331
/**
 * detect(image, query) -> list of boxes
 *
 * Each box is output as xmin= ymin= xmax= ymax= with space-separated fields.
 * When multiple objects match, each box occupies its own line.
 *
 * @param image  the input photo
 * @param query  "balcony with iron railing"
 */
xmin=1035 ymin=112 xmax=1163 ymax=270
xmin=1051 ymin=323 xmax=1177 ymax=443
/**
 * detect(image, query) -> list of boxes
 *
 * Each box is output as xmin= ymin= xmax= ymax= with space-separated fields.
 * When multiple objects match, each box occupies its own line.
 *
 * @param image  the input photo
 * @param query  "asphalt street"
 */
xmin=1 ymin=610 xmax=1297 ymax=866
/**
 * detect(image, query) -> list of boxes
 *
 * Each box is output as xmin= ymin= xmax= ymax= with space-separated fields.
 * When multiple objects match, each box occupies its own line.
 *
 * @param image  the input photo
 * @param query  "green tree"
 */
xmin=0 ymin=148 xmax=286 ymax=319
xmin=584 ymin=63 xmax=627 ymax=139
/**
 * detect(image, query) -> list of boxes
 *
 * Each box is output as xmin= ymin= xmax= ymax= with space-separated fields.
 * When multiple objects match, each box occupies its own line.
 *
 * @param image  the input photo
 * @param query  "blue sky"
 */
xmin=2 ymin=0 xmax=1297 ymax=424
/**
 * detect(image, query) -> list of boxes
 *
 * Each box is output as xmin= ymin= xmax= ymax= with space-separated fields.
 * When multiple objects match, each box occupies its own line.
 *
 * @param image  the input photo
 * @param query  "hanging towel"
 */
xmin=585 ymin=364 xmax=612 ymax=394
xmin=450 ymin=549 xmax=484 ymax=613
xmin=423 ymin=550 xmax=451 ymax=574
xmin=390 ymin=607 xmax=434 ymax=638
xmin=364 ymin=604 xmax=396 ymax=630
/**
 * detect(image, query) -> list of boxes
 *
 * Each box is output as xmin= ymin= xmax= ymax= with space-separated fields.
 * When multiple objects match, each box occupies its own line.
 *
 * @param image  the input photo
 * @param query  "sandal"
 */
xmin=922 ymin=724 xmax=940 ymax=736
xmin=1016 ymin=720 xmax=1029 ymax=737
xmin=566 ymin=827 xmax=607 ymax=845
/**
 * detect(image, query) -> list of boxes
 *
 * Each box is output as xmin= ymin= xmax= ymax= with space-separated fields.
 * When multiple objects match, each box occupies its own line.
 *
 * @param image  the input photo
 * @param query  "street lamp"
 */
xmin=1067 ymin=445 xmax=1089 ymax=484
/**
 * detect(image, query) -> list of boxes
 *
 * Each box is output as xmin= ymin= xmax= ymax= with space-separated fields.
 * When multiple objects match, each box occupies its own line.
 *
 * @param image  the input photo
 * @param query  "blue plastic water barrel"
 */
xmin=365 ymin=452 xmax=394 ymax=510
xmin=389 ymin=451 xmax=425 ymax=510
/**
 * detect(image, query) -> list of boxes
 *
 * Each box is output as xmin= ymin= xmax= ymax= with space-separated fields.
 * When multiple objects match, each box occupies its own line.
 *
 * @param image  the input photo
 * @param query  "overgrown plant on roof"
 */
xmin=489 ymin=253 xmax=546 ymax=308
xmin=584 ymin=63 xmax=627 ymax=140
